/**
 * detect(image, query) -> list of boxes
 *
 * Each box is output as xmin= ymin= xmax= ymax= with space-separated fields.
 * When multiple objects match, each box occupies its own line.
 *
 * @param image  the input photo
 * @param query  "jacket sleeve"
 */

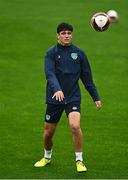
xmin=80 ymin=51 xmax=100 ymax=102
xmin=44 ymin=50 xmax=62 ymax=93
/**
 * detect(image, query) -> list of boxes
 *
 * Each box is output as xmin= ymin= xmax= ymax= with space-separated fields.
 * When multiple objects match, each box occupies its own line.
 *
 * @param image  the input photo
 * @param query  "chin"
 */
xmin=64 ymin=42 xmax=71 ymax=46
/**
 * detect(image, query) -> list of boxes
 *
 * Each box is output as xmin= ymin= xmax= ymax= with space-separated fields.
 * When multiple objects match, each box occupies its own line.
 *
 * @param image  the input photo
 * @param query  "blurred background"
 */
xmin=0 ymin=0 xmax=128 ymax=178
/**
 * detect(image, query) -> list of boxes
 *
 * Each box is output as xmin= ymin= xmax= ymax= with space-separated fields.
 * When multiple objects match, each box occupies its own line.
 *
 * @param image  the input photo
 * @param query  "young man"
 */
xmin=34 ymin=22 xmax=102 ymax=172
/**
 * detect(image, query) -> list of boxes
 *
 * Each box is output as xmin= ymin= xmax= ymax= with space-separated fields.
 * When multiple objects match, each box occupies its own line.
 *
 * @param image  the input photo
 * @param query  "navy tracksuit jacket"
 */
xmin=44 ymin=43 xmax=100 ymax=104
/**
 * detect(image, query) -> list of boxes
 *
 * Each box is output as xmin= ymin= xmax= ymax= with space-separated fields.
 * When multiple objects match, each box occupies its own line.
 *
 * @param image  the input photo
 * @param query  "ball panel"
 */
xmin=95 ymin=15 xmax=108 ymax=27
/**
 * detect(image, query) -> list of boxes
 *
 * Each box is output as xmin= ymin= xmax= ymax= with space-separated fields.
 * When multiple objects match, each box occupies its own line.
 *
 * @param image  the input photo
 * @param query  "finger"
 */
xmin=59 ymin=93 xmax=63 ymax=101
xmin=52 ymin=93 xmax=56 ymax=99
xmin=60 ymin=93 xmax=64 ymax=101
xmin=59 ymin=94 xmax=62 ymax=101
xmin=97 ymin=106 xmax=101 ymax=109
xmin=97 ymin=104 xmax=101 ymax=109
xmin=56 ymin=95 xmax=58 ymax=101
xmin=59 ymin=95 xmax=61 ymax=102
xmin=61 ymin=93 xmax=64 ymax=100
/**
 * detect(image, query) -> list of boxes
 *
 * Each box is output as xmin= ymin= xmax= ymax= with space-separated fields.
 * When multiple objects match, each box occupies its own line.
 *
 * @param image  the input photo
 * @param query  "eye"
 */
xmin=61 ymin=32 xmax=66 ymax=35
xmin=60 ymin=31 xmax=72 ymax=35
xmin=67 ymin=32 xmax=72 ymax=35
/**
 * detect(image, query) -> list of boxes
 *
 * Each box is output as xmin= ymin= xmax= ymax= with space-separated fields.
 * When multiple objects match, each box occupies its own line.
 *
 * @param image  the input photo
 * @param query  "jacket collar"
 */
xmin=57 ymin=43 xmax=72 ymax=49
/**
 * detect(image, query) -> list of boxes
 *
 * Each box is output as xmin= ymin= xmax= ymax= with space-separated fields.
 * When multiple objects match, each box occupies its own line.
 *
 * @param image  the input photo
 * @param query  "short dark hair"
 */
xmin=57 ymin=22 xmax=73 ymax=33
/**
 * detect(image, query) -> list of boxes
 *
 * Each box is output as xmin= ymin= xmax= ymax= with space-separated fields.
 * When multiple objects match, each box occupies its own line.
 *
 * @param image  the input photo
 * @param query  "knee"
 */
xmin=70 ymin=124 xmax=80 ymax=134
xmin=44 ymin=128 xmax=54 ymax=139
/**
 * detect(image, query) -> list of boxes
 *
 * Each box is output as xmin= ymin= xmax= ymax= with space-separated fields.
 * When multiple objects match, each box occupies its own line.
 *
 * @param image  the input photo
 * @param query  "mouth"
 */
xmin=64 ymin=39 xmax=70 ymax=41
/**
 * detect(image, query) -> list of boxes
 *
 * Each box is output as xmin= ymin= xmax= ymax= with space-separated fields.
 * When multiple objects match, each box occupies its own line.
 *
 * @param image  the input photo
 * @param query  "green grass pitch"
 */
xmin=0 ymin=0 xmax=128 ymax=178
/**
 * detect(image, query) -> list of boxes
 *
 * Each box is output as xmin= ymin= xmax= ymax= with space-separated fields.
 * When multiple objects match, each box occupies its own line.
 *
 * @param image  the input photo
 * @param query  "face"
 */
xmin=57 ymin=30 xmax=72 ymax=46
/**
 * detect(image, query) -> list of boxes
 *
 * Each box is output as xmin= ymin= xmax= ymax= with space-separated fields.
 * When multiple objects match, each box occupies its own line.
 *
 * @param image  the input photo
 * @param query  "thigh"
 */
xmin=45 ymin=104 xmax=64 ymax=123
xmin=65 ymin=101 xmax=81 ymax=118
xmin=65 ymin=101 xmax=81 ymax=127
xmin=68 ymin=111 xmax=81 ymax=128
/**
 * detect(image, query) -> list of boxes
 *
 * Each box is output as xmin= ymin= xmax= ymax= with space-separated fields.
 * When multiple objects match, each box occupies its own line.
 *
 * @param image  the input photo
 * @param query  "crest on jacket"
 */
xmin=71 ymin=53 xmax=78 ymax=60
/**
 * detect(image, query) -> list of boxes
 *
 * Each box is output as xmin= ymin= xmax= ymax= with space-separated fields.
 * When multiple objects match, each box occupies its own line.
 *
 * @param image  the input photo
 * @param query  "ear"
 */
xmin=56 ymin=33 xmax=59 ymax=39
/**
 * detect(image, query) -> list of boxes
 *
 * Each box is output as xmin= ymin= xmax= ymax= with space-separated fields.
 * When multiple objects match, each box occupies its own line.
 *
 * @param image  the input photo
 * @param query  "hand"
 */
xmin=52 ymin=91 xmax=65 ymax=102
xmin=95 ymin=100 xmax=102 ymax=110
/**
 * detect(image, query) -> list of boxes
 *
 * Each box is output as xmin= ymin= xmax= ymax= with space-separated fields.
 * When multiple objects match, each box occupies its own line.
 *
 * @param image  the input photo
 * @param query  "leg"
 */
xmin=43 ymin=122 xmax=57 ymax=150
xmin=34 ymin=122 xmax=58 ymax=167
xmin=68 ymin=111 xmax=87 ymax=172
xmin=34 ymin=103 xmax=63 ymax=167
xmin=68 ymin=112 xmax=83 ymax=152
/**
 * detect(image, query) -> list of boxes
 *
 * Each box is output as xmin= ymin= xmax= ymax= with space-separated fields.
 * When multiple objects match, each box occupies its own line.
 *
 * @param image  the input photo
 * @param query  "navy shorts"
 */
xmin=45 ymin=101 xmax=81 ymax=123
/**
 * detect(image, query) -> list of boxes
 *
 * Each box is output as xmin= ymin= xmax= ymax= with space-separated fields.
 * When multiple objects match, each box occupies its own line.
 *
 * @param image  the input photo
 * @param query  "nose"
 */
xmin=65 ymin=33 xmax=69 ymax=37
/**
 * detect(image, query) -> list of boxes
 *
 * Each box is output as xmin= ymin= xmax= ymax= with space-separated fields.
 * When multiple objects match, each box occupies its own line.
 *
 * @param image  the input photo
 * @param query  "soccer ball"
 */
xmin=91 ymin=12 xmax=110 ymax=32
xmin=107 ymin=10 xmax=119 ymax=22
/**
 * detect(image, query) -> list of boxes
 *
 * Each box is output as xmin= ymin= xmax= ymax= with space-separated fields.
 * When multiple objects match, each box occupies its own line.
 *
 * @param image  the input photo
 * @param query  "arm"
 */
xmin=45 ymin=50 xmax=61 ymax=92
xmin=45 ymin=50 xmax=64 ymax=101
xmin=80 ymin=52 xmax=101 ymax=109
